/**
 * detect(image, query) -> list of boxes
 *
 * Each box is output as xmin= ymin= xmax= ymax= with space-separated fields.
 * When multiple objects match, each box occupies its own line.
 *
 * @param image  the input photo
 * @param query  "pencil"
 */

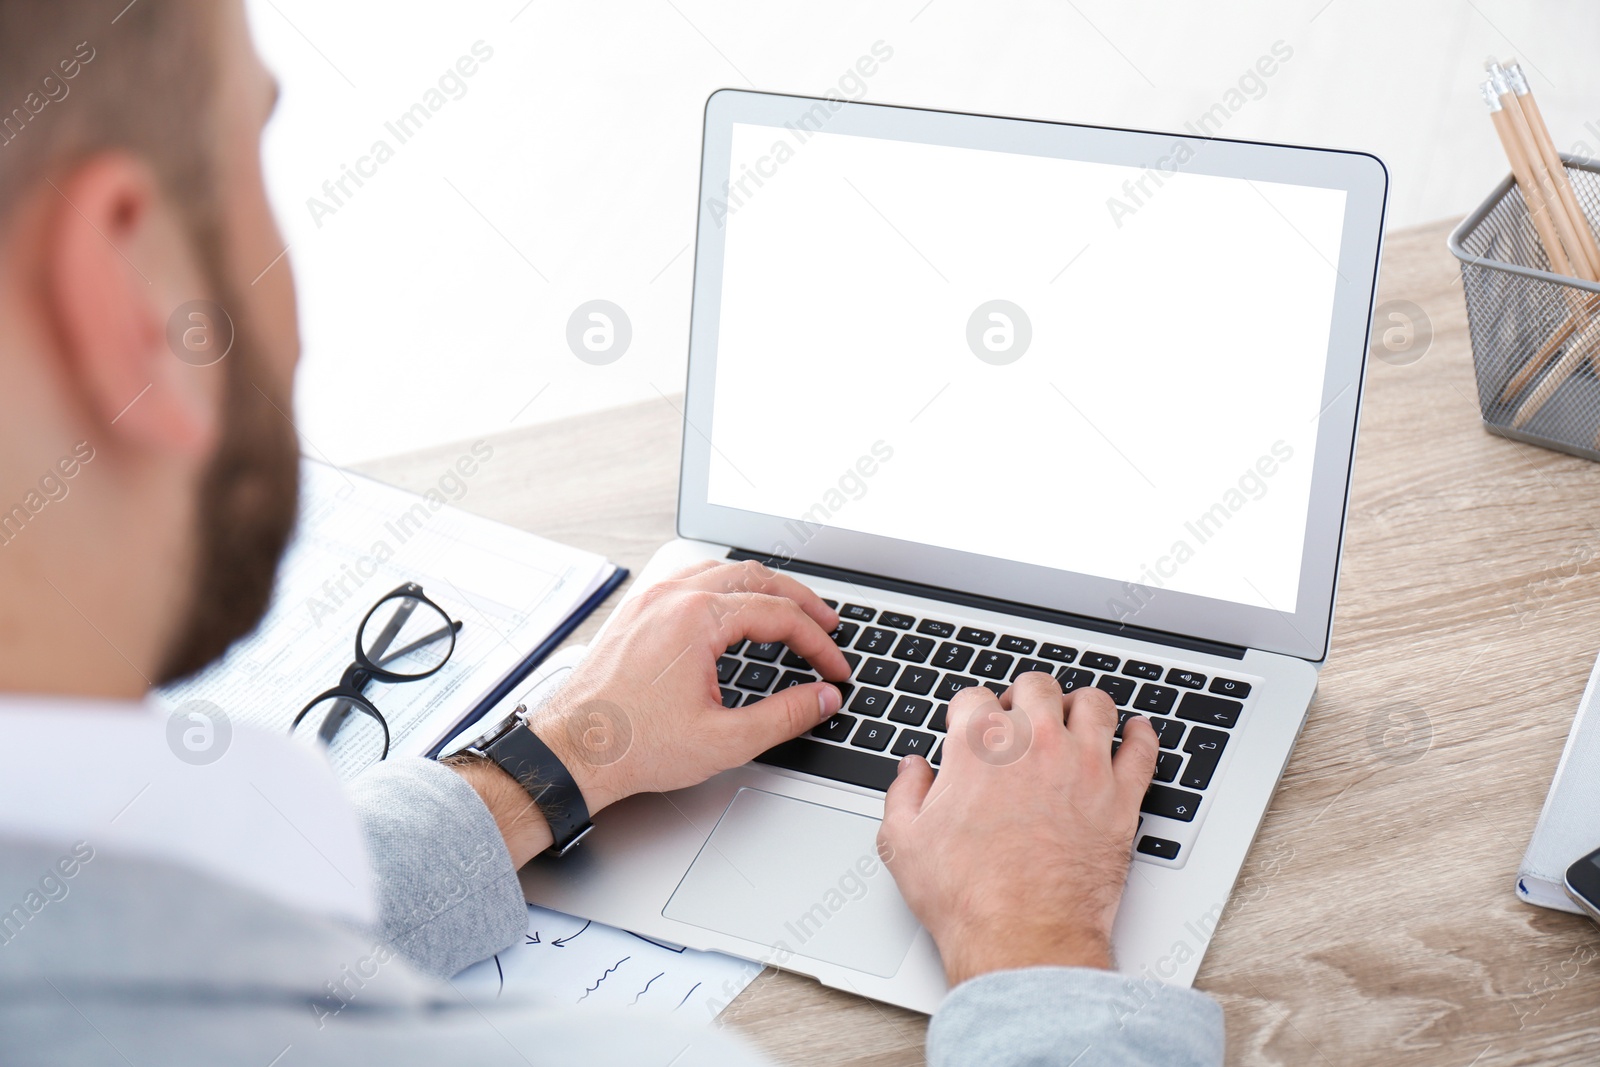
xmin=1485 ymin=79 xmax=1596 ymax=400
xmin=1505 ymin=61 xmax=1600 ymax=276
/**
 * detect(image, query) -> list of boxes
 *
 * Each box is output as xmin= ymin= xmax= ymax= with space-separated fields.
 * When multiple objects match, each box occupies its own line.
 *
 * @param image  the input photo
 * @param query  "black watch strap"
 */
xmin=482 ymin=720 xmax=593 ymax=856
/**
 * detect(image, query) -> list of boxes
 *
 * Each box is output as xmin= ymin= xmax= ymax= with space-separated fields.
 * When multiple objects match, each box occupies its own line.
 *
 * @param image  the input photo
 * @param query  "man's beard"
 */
xmin=154 ymin=276 xmax=300 ymax=686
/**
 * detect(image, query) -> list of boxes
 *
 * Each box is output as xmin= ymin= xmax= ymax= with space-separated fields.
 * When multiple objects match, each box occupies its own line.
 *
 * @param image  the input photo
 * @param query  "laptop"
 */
xmin=521 ymin=89 xmax=1387 ymax=1014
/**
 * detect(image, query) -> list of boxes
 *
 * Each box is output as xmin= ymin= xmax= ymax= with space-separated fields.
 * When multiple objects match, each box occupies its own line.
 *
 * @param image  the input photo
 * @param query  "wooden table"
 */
xmin=357 ymin=218 xmax=1600 ymax=1066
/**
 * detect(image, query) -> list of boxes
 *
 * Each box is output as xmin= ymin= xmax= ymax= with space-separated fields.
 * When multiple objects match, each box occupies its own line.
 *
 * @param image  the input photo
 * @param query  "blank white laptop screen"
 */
xmin=706 ymin=121 xmax=1348 ymax=614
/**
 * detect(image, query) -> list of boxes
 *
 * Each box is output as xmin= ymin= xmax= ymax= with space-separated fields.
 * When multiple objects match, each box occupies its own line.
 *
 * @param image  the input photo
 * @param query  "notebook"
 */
xmin=157 ymin=458 xmax=626 ymax=779
xmin=1518 ymin=648 xmax=1600 ymax=914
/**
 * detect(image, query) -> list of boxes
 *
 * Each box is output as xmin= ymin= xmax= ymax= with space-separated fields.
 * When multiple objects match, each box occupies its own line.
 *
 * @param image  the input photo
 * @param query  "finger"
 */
xmin=1063 ymin=686 xmax=1119 ymax=748
xmin=674 ymin=560 xmax=839 ymax=632
xmin=943 ymin=683 xmax=1001 ymax=742
xmin=729 ymin=681 xmax=843 ymax=755
xmin=1006 ymin=671 xmax=1065 ymax=730
xmin=880 ymin=755 xmax=934 ymax=850
xmin=709 ymin=591 xmax=850 ymax=679
xmin=1113 ymin=714 xmax=1159 ymax=812
xmin=664 ymin=560 xmax=724 ymax=582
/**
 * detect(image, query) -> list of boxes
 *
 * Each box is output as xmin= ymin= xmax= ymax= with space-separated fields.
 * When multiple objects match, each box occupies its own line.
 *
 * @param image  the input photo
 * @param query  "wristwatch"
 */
xmin=443 ymin=704 xmax=594 ymax=856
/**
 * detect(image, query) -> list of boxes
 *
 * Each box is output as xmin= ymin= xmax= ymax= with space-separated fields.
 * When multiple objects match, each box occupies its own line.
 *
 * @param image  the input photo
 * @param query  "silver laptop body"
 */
xmin=522 ymin=90 xmax=1388 ymax=1015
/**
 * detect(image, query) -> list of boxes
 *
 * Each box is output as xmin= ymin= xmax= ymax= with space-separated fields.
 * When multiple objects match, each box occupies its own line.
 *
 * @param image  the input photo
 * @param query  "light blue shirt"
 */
xmin=0 ymin=699 xmax=1225 ymax=1064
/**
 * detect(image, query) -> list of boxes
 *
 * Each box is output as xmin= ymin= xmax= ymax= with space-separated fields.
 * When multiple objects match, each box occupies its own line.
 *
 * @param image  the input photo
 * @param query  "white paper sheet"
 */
xmin=156 ymin=459 xmax=615 ymax=778
xmin=449 ymin=903 xmax=762 ymax=1024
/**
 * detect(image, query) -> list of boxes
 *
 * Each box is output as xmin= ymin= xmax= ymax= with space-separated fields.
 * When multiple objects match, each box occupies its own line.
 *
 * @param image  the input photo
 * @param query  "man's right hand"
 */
xmin=877 ymin=673 xmax=1159 ymax=986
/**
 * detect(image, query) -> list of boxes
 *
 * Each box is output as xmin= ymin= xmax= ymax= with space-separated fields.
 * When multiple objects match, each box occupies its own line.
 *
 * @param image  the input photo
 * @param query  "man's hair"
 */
xmin=0 ymin=1 xmax=220 ymax=247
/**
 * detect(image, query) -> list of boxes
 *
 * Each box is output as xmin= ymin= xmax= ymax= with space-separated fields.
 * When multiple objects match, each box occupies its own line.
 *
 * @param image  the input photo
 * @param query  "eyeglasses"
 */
xmin=290 ymin=582 xmax=463 ymax=761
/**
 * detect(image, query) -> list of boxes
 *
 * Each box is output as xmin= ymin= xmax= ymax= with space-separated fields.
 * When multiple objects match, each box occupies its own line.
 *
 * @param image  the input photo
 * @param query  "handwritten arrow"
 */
xmin=554 ymin=919 xmax=592 ymax=948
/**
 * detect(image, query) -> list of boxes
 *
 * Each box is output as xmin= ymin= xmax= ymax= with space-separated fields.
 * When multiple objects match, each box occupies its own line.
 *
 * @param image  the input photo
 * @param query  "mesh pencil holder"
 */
xmin=1448 ymin=155 xmax=1600 ymax=461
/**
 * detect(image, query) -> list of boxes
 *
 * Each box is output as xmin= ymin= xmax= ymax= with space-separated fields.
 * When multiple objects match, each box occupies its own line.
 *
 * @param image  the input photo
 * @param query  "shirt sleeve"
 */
xmin=346 ymin=757 xmax=528 ymax=979
xmin=927 ymin=966 xmax=1224 ymax=1067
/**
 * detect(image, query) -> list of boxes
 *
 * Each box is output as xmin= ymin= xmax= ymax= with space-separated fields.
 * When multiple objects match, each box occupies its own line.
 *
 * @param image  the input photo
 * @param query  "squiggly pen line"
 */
xmin=673 ymin=981 xmax=701 ymax=1012
xmin=577 ymin=956 xmax=630 ymax=1003
xmin=630 ymin=971 xmax=665 ymax=1006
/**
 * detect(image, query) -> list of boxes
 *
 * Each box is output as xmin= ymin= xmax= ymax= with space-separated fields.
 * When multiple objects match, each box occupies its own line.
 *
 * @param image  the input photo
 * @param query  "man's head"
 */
xmin=0 ymin=0 xmax=301 ymax=695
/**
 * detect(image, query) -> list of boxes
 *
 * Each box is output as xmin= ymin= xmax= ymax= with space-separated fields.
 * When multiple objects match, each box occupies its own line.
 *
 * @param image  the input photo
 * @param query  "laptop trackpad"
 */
xmin=663 ymin=788 xmax=921 ymax=979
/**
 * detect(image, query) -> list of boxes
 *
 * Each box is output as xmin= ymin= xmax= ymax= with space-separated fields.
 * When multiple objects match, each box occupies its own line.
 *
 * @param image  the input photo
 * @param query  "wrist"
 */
xmin=444 ymin=755 xmax=555 ymax=869
xmin=527 ymin=696 xmax=632 ymax=814
xmin=938 ymin=922 xmax=1112 ymax=987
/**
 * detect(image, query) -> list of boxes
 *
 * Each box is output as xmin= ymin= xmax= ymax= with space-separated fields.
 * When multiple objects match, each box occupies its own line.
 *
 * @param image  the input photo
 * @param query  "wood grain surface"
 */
xmin=356 ymin=218 xmax=1600 ymax=1065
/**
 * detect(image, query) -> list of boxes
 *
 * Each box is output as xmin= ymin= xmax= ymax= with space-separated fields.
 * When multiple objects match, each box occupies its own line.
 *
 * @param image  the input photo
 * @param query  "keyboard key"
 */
xmin=742 ymin=693 xmax=764 ymax=706
xmin=972 ymin=651 xmax=1015 ymax=679
xmin=849 ymin=687 xmax=892 ymax=717
xmin=879 ymin=611 xmax=916 ymax=629
xmin=932 ymin=642 xmax=975 ymax=672
xmin=781 ymin=649 xmax=813 ymax=669
xmin=957 ymin=627 xmax=995 ymax=646
xmin=745 ymin=641 xmax=783 ymax=662
xmin=1166 ymin=669 xmax=1206 ymax=689
xmin=855 ymin=627 xmax=896 ymax=655
xmin=1081 ymin=652 xmax=1120 ymax=672
xmin=830 ymin=622 xmax=859 ymax=648
xmin=775 ymin=670 xmax=817 ymax=692
xmin=1137 ymin=835 xmax=1181 ymax=860
xmin=998 ymin=635 xmax=1036 ymax=654
xmin=1132 ymin=683 xmax=1178 ymax=715
xmin=716 ymin=656 xmax=740 ymax=684
xmin=851 ymin=720 xmax=895 ymax=752
xmin=1040 ymin=643 xmax=1077 ymax=663
xmin=1124 ymin=660 xmax=1162 ymax=681
xmin=888 ymin=695 xmax=932 ymax=726
xmin=1149 ymin=717 xmax=1185 ymax=749
xmin=1096 ymin=676 xmax=1135 ymax=705
xmin=917 ymin=619 xmax=955 ymax=638
xmin=981 ymin=680 xmax=1007 ymax=696
xmin=895 ymin=666 xmax=939 ymax=696
xmin=929 ymin=704 xmax=949 ymax=732
xmin=891 ymin=729 xmax=937 ymax=758
xmin=840 ymin=604 xmax=876 ymax=621
xmin=725 ymin=640 xmax=746 ymax=655
xmin=1181 ymin=727 xmax=1229 ymax=790
xmin=1141 ymin=783 xmax=1202 ymax=822
xmin=821 ymin=598 xmax=838 ymax=609
xmin=1057 ymin=667 xmax=1095 ymax=692
xmin=1176 ymin=692 xmax=1243 ymax=729
xmin=930 ymin=741 xmax=944 ymax=766
xmin=842 ymin=651 xmax=862 ymax=674
xmin=1115 ymin=710 xmax=1135 ymax=738
xmin=811 ymin=713 xmax=856 ymax=743
xmin=735 ymin=662 xmax=777 ymax=691
xmin=891 ymin=635 xmax=935 ymax=663
xmin=934 ymin=675 xmax=978 ymax=701
xmin=1209 ymin=677 xmax=1252 ymax=698
xmin=1153 ymin=751 xmax=1182 ymax=783
xmin=858 ymin=658 xmax=899 ymax=687
xmin=720 ymin=687 xmax=740 ymax=708
xmin=1011 ymin=657 xmax=1055 ymax=681
xmin=756 ymin=738 xmax=897 ymax=791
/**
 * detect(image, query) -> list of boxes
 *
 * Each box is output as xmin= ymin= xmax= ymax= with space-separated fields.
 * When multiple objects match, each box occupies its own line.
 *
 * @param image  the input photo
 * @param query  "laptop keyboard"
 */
xmin=726 ymin=599 xmax=1257 ymax=867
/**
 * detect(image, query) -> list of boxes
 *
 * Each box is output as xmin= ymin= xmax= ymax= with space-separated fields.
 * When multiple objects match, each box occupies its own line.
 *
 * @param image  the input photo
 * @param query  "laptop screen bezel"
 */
xmin=677 ymin=89 xmax=1388 ymax=663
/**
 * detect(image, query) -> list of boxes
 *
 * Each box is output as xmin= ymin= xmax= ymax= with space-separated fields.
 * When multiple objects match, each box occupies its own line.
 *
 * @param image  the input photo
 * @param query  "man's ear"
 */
xmin=42 ymin=153 xmax=220 ymax=457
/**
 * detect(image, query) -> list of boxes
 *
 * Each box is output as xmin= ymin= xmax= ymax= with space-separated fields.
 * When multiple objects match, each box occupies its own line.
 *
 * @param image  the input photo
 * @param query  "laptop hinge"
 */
xmin=727 ymin=549 xmax=1248 ymax=661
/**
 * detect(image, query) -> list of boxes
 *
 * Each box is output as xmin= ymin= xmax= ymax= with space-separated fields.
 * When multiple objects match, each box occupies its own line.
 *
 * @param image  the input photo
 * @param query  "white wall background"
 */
xmin=243 ymin=0 xmax=1600 ymax=466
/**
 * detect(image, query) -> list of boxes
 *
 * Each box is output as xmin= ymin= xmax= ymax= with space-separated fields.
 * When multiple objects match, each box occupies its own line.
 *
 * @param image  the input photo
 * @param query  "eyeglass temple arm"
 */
xmin=375 ymin=619 xmax=463 ymax=668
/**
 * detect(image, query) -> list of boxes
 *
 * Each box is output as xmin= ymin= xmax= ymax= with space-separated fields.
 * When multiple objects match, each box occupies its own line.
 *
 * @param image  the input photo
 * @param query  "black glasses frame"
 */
xmin=289 ymin=581 xmax=463 ymax=760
